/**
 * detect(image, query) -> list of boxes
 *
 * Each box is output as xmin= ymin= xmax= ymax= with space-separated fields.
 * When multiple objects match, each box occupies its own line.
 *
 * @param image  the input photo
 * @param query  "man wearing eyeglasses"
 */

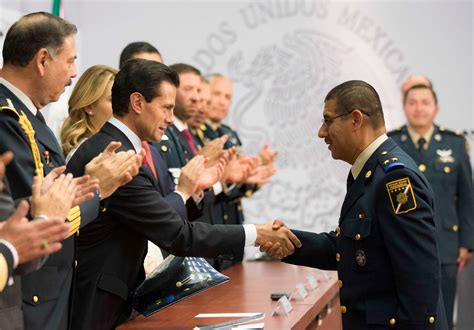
xmin=262 ymin=80 xmax=447 ymax=330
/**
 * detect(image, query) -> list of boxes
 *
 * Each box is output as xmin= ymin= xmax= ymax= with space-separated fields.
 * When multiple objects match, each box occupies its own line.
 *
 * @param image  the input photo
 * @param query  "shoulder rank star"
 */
xmin=436 ymin=149 xmax=454 ymax=163
xmin=386 ymin=177 xmax=417 ymax=214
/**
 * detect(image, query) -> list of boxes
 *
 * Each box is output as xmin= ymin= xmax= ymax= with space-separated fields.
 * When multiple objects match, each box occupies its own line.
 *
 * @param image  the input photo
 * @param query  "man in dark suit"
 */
xmin=264 ymin=80 xmax=448 ymax=330
xmin=0 ymin=12 xmax=142 ymax=329
xmin=67 ymin=59 xmax=301 ymax=329
xmin=388 ymin=82 xmax=473 ymax=330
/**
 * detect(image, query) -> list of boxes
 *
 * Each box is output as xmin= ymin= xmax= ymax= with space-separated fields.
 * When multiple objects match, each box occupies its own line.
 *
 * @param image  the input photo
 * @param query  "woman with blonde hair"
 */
xmin=60 ymin=65 xmax=117 ymax=160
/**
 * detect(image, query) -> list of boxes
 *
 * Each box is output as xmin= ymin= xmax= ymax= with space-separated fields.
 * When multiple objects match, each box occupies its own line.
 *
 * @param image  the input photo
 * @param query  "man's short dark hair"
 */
xmin=119 ymin=42 xmax=161 ymax=69
xmin=403 ymin=84 xmax=438 ymax=105
xmin=112 ymin=59 xmax=180 ymax=117
xmin=324 ymin=80 xmax=385 ymax=128
xmin=2 ymin=12 xmax=77 ymax=67
xmin=169 ymin=63 xmax=201 ymax=77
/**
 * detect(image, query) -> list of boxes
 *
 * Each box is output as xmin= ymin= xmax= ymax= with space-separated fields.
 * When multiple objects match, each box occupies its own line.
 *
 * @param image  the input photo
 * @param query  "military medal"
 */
xmin=43 ymin=150 xmax=52 ymax=166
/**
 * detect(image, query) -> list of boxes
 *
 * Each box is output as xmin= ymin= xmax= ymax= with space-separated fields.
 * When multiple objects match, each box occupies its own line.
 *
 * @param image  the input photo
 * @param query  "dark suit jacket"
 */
xmin=67 ymin=122 xmax=245 ymax=329
xmin=388 ymin=125 xmax=473 ymax=263
xmin=0 ymin=83 xmax=100 ymax=330
xmin=284 ymin=138 xmax=447 ymax=330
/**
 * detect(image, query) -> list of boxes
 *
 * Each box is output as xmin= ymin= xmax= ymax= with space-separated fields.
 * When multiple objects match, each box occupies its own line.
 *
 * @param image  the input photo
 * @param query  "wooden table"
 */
xmin=119 ymin=261 xmax=342 ymax=329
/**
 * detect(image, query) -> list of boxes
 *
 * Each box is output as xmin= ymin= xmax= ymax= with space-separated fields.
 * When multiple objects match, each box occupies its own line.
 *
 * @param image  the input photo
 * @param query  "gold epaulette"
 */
xmin=0 ymin=99 xmax=44 ymax=181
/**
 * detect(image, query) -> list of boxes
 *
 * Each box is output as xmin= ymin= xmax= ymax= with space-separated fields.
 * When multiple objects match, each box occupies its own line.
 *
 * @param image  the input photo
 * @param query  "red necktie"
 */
xmin=141 ymin=141 xmax=158 ymax=180
xmin=182 ymin=128 xmax=197 ymax=155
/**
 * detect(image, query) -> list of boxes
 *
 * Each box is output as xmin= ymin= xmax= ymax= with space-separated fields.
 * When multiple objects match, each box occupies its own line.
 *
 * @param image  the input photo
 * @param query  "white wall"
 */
xmin=1 ymin=0 xmax=472 ymax=232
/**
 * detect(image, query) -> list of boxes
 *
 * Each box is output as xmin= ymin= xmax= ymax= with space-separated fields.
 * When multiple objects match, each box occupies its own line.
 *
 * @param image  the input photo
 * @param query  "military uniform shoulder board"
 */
xmin=220 ymin=123 xmax=234 ymax=134
xmin=0 ymin=98 xmax=21 ymax=119
xmin=386 ymin=126 xmax=403 ymax=136
xmin=0 ymin=98 xmax=44 ymax=181
xmin=378 ymin=152 xmax=405 ymax=173
xmin=439 ymin=127 xmax=466 ymax=138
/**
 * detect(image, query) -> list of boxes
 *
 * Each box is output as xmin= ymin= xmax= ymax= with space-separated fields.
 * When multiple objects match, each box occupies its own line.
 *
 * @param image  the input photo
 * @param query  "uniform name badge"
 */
xmin=386 ymin=177 xmax=417 ymax=215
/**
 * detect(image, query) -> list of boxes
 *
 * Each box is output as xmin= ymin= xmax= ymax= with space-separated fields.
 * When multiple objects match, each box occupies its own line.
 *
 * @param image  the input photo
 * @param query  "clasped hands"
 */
xmin=256 ymin=219 xmax=301 ymax=259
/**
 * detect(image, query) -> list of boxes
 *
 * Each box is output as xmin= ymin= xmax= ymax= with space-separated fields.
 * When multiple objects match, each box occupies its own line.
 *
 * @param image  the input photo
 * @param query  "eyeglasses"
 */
xmin=321 ymin=109 xmax=371 ymax=126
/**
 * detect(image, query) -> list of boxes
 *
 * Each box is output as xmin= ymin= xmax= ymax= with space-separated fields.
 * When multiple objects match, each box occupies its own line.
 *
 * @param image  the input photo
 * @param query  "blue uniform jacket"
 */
xmin=284 ymin=138 xmax=447 ymax=330
xmin=388 ymin=125 xmax=473 ymax=263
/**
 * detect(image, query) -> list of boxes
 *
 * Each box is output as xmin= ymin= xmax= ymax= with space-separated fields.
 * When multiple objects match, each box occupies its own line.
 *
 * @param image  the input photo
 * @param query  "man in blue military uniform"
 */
xmin=388 ymin=82 xmax=473 ymax=330
xmin=263 ymin=80 xmax=448 ymax=329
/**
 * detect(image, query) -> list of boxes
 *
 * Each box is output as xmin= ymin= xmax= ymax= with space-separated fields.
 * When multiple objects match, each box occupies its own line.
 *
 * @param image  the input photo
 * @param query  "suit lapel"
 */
xmin=339 ymin=139 xmax=395 ymax=220
xmin=399 ymin=125 xmax=419 ymax=162
xmin=168 ymin=125 xmax=193 ymax=163
xmin=424 ymin=125 xmax=441 ymax=163
xmin=340 ymin=173 xmax=366 ymax=220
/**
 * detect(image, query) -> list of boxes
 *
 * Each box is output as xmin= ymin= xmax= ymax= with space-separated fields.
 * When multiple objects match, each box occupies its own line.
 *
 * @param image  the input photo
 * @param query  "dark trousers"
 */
xmin=441 ymin=263 xmax=457 ymax=330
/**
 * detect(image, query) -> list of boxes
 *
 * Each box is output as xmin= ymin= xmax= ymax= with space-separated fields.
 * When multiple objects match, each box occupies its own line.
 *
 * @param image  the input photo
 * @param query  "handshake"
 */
xmin=255 ymin=220 xmax=301 ymax=259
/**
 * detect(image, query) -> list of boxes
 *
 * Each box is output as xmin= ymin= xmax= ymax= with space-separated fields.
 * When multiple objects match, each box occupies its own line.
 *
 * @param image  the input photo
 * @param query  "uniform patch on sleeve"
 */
xmin=386 ymin=177 xmax=417 ymax=214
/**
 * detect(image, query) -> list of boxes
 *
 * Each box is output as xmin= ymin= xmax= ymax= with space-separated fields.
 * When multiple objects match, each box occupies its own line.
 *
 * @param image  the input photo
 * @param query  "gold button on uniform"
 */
xmin=365 ymin=170 xmax=372 ymax=179
xmin=428 ymin=316 xmax=435 ymax=324
xmin=452 ymin=225 xmax=459 ymax=232
xmin=32 ymin=295 xmax=39 ymax=303
xmin=381 ymin=151 xmax=387 ymax=155
xmin=340 ymin=305 xmax=347 ymax=314
xmin=358 ymin=213 xmax=365 ymax=219
xmin=355 ymin=233 xmax=361 ymax=241
xmin=223 ymin=214 xmax=229 ymax=221
xmin=444 ymin=166 xmax=451 ymax=173
xmin=245 ymin=190 xmax=253 ymax=198
xmin=160 ymin=145 xmax=168 ymax=152
xmin=389 ymin=318 xmax=396 ymax=326
xmin=335 ymin=227 xmax=341 ymax=237
xmin=337 ymin=280 xmax=343 ymax=288
xmin=419 ymin=164 xmax=426 ymax=172
xmin=75 ymin=260 xmax=78 ymax=268
xmin=336 ymin=253 xmax=341 ymax=262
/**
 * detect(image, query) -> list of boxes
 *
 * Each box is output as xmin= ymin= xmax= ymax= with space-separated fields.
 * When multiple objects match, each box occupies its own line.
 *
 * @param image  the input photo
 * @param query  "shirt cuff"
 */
xmin=243 ymin=224 xmax=257 ymax=247
xmin=212 ymin=182 xmax=223 ymax=195
xmin=174 ymin=190 xmax=187 ymax=204
xmin=0 ymin=239 xmax=18 ymax=269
